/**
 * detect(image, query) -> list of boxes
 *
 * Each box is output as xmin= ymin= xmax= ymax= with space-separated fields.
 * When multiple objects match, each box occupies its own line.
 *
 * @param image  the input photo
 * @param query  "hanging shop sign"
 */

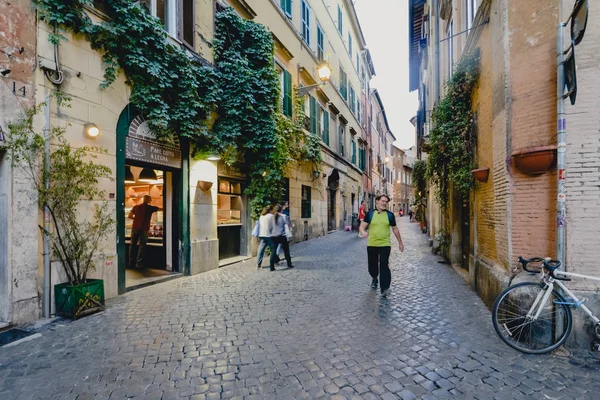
xmin=125 ymin=136 xmax=181 ymax=168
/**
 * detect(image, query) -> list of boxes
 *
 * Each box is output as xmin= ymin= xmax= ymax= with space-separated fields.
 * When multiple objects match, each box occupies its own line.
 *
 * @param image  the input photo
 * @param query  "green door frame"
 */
xmin=116 ymin=105 xmax=190 ymax=294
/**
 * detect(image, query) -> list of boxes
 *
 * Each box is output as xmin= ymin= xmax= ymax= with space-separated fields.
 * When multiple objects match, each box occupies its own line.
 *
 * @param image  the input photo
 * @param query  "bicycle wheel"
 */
xmin=492 ymin=282 xmax=572 ymax=354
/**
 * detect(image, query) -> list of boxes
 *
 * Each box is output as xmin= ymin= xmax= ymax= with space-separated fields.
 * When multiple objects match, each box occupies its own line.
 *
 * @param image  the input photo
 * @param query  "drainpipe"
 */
xmin=43 ymin=91 xmax=51 ymax=318
xmin=433 ymin=0 xmax=441 ymax=237
xmin=556 ymin=4 xmax=566 ymax=270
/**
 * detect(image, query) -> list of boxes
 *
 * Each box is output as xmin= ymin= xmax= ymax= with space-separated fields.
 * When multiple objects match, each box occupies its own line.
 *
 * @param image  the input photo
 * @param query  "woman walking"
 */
xmin=257 ymin=205 xmax=277 ymax=271
xmin=272 ymin=204 xmax=294 ymax=269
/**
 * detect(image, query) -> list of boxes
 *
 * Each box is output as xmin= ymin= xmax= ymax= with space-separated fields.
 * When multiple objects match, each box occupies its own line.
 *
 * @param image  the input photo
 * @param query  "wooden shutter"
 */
xmin=310 ymin=96 xmax=317 ymax=134
xmin=283 ymin=70 xmax=292 ymax=117
xmin=323 ymin=110 xmax=330 ymax=145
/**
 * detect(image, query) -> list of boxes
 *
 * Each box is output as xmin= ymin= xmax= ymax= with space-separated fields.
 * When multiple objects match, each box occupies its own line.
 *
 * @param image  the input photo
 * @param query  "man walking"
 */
xmin=359 ymin=194 xmax=404 ymax=297
xmin=128 ymin=195 xmax=162 ymax=269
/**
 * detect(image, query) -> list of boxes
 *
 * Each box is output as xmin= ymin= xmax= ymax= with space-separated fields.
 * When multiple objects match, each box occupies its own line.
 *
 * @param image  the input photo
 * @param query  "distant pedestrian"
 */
xmin=275 ymin=201 xmax=291 ymax=261
xmin=257 ymin=205 xmax=277 ymax=271
xmin=358 ymin=200 xmax=366 ymax=238
xmin=272 ymin=204 xmax=294 ymax=269
xmin=408 ymin=208 xmax=413 ymax=221
xmin=359 ymin=194 xmax=405 ymax=297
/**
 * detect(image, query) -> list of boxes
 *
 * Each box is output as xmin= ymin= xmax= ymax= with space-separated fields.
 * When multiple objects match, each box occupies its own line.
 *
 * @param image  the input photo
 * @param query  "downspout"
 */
xmin=556 ymin=2 xmax=566 ymax=270
xmin=42 ymin=90 xmax=51 ymax=319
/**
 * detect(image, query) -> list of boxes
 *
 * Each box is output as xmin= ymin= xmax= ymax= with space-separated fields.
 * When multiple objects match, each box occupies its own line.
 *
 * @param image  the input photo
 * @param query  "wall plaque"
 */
xmin=126 ymin=136 xmax=181 ymax=169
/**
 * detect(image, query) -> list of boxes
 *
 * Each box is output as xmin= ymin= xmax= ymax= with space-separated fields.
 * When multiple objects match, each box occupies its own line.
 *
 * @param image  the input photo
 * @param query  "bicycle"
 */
xmin=492 ymin=256 xmax=600 ymax=354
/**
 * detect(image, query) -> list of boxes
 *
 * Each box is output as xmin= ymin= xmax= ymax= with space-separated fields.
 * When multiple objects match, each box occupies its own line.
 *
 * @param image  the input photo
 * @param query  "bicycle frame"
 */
xmin=529 ymin=270 xmax=600 ymax=325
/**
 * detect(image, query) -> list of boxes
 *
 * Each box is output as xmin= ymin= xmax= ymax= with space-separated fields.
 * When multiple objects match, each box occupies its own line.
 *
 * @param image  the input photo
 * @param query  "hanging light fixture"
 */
xmin=125 ymin=166 xmax=136 ymax=184
xmin=138 ymin=168 xmax=158 ymax=183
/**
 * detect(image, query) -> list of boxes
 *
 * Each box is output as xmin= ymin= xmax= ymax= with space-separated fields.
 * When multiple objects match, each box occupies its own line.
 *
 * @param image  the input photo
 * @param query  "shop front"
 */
xmin=217 ymin=162 xmax=251 ymax=264
xmin=117 ymin=109 xmax=190 ymax=293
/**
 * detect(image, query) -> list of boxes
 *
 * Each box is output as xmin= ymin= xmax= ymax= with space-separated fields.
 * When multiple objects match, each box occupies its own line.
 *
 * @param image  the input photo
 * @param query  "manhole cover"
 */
xmin=189 ymin=331 xmax=209 ymax=340
xmin=0 ymin=329 xmax=34 ymax=347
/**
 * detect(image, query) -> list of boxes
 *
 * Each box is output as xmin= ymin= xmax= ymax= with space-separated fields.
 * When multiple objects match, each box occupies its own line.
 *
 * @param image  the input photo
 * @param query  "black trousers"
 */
xmin=367 ymin=246 xmax=391 ymax=292
xmin=273 ymin=235 xmax=292 ymax=267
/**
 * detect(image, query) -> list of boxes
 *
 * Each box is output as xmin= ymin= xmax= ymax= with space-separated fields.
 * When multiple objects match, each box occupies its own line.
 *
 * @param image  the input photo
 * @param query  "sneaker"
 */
xmin=381 ymin=289 xmax=390 ymax=297
xmin=371 ymin=279 xmax=378 ymax=289
xmin=257 ymin=265 xmax=261 ymax=270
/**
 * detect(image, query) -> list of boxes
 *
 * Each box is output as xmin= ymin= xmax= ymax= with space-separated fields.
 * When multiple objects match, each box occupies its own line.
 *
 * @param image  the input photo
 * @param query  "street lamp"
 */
xmin=297 ymin=63 xmax=332 ymax=97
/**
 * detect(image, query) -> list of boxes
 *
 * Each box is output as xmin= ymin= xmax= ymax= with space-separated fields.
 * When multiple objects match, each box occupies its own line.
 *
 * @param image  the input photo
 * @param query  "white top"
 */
xmin=259 ymin=213 xmax=275 ymax=237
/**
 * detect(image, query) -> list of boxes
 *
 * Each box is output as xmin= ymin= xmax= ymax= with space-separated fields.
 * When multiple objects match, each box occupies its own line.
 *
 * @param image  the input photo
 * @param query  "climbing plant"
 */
xmin=412 ymin=159 xmax=427 ymax=203
xmin=33 ymin=1 xmax=322 ymax=218
xmin=212 ymin=9 xmax=321 ymax=217
xmin=426 ymin=50 xmax=480 ymax=211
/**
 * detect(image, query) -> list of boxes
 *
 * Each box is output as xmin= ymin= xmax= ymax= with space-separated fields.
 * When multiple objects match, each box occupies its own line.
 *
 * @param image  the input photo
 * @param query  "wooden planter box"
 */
xmin=55 ymin=279 xmax=105 ymax=319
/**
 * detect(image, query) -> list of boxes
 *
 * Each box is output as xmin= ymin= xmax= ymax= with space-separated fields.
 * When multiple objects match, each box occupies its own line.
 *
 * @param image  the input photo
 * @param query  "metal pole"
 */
xmin=43 ymin=92 xmax=51 ymax=318
xmin=556 ymin=12 xmax=567 ymax=270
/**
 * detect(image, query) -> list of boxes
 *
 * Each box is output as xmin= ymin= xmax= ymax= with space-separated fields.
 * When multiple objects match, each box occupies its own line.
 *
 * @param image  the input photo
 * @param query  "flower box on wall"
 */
xmin=511 ymin=145 xmax=557 ymax=176
xmin=472 ymin=167 xmax=490 ymax=183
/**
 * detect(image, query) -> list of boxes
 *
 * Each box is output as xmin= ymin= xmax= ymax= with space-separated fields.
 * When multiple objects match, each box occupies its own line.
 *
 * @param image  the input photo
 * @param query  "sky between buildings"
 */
xmin=354 ymin=0 xmax=419 ymax=150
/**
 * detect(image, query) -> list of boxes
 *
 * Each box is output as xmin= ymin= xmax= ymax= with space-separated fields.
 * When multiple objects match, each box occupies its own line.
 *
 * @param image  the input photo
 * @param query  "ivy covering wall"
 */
xmin=34 ymin=0 xmax=321 ymax=217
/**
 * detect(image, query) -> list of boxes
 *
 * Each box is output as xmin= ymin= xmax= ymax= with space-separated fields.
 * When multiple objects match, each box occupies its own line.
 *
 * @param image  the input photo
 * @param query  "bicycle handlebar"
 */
xmin=517 ymin=256 xmax=570 ymax=281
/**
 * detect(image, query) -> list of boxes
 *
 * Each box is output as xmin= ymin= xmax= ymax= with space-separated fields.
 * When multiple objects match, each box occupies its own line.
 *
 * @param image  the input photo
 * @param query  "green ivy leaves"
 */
xmin=426 ymin=51 xmax=480 ymax=211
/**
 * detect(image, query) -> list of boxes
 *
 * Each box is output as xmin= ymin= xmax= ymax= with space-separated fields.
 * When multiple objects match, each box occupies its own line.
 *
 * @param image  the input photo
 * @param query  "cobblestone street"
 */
xmin=1 ymin=219 xmax=600 ymax=400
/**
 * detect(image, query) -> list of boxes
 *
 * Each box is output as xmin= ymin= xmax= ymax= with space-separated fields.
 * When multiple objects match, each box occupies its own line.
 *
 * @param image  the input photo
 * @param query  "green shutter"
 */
xmin=281 ymin=0 xmax=292 ymax=16
xmin=323 ymin=110 xmax=329 ymax=145
xmin=352 ymin=141 xmax=356 ymax=164
xmin=310 ymin=96 xmax=317 ymax=134
xmin=283 ymin=70 xmax=292 ymax=117
xmin=316 ymin=107 xmax=322 ymax=139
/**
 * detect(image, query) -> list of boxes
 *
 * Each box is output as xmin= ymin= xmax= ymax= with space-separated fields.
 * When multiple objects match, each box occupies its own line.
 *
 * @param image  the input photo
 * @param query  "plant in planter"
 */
xmin=5 ymin=96 xmax=114 ymax=318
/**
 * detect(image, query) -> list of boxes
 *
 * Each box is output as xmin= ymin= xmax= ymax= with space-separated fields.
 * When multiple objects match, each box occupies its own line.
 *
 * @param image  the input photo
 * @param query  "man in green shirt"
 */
xmin=359 ymin=194 xmax=404 ymax=297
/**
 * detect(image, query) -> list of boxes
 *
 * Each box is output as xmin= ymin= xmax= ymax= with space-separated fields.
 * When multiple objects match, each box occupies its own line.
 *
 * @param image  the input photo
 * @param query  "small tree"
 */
xmin=5 ymin=97 xmax=114 ymax=286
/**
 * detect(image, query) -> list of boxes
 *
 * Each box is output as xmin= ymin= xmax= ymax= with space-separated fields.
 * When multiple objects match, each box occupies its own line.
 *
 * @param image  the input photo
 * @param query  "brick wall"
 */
xmin=507 ymin=0 xmax=558 ymax=264
xmin=564 ymin=0 xmax=600 ymax=291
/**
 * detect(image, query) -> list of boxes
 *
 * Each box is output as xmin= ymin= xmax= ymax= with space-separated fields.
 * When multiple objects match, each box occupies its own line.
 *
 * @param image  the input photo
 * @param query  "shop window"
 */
xmin=125 ymin=166 xmax=165 ymax=244
xmin=217 ymin=179 xmax=243 ymax=225
xmin=301 ymin=185 xmax=311 ymax=218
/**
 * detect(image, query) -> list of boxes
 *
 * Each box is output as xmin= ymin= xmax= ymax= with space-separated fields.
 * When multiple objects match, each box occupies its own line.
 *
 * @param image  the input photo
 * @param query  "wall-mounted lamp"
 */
xmin=297 ymin=63 xmax=332 ymax=97
xmin=206 ymin=154 xmax=221 ymax=161
xmin=84 ymin=123 xmax=100 ymax=138
xmin=262 ymin=171 xmax=268 ymax=177
xmin=312 ymin=170 xmax=320 ymax=180
xmin=197 ymin=180 xmax=213 ymax=191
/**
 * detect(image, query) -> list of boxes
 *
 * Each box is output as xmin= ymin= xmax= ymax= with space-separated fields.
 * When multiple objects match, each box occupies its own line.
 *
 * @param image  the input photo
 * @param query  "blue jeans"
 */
xmin=257 ymin=237 xmax=277 ymax=268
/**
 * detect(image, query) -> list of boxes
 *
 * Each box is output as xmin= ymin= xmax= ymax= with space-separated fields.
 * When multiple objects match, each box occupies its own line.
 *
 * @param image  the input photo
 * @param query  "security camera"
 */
xmin=0 ymin=68 xmax=11 ymax=77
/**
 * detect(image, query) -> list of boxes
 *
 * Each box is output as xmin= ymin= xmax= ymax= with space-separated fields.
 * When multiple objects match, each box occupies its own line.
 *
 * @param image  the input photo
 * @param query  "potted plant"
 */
xmin=5 ymin=96 xmax=114 ymax=319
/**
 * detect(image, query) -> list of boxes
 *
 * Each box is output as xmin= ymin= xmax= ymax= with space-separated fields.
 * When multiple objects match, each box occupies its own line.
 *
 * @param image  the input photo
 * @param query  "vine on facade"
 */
xmin=34 ymin=1 xmax=321 ymax=217
xmin=426 ymin=50 xmax=480 ymax=211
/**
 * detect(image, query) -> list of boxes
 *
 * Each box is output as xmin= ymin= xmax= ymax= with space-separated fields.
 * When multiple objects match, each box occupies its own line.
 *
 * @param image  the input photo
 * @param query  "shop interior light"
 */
xmin=125 ymin=166 xmax=136 ymax=184
xmin=84 ymin=123 xmax=100 ymax=138
xmin=138 ymin=168 xmax=158 ymax=183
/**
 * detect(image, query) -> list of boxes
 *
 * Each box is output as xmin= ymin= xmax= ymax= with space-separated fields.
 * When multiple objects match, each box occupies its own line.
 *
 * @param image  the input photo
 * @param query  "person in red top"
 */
xmin=358 ymin=200 xmax=366 ymax=238
xmin=128 ymin=195 xmax=162 ymax=269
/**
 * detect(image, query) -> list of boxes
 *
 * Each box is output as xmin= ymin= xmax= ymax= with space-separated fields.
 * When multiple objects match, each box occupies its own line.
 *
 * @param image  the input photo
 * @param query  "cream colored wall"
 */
xmin=36 ymin=19 xmax=130 ymax=301
xmin=195 ymin=0 xmax=215 ymax=63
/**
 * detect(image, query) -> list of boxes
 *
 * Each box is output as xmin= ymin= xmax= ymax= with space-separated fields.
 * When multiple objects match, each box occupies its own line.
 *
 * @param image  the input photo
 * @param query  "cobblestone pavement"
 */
xmin=2 ymin=219 xmax=600 ymax=400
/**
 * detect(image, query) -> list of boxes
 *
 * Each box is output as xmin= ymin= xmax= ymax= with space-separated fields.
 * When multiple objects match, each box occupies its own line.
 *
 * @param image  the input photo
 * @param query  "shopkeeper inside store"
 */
xmin=128 ymin=195 xmax=163 ymax=269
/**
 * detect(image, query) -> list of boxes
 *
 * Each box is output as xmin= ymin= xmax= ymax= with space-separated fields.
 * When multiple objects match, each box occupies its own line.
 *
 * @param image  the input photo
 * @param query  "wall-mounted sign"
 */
xmin=126 ymin=136 xmax=181 ymax=169
xmin=217 ymin=161 xmax=248 ymax=180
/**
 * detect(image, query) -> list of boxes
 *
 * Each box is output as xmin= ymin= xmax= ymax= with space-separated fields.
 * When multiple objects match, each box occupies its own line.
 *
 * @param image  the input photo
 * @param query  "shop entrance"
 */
xmin=124 ymin=164 xmax=181 ymax=288
xmin=217 ymin=178 xmax=247 ymax=261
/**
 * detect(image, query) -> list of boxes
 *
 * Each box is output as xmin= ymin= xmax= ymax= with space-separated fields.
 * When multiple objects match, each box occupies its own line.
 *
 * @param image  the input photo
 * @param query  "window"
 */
xmin=466 ymin=0 xmax=476 ymax=31
xmin=348 ymin=33 xmax=353 ymax=57
xmin=337 ymin=4 xmax=343 ymax=34
xmin=356 ymin=53 xmax=360 ymax=72
xmin=280 ymin=0 xmax=292 ymax=18
xmin=301 ymin=185 xmax=312 ymax=218
xmin=301 ymin=0 xmax=311 ymax=46
xmin=339 ymin=67 xmax=348 ymax=100
xmin=352 ymin=141 xmax=357 ymax=164
xmin=349 ymin=85 xmax=356 ymax=114
xmin=338 ymin=124 xmax=345 ymax=156
xmin=141 ymin=0 xmax=177 ymax=38
xmin=357 ymin=99 xmax=361 ymax=123
xmin=447 ymin=20 xmax=454 ymax=78
xmin=182 ymin=0 xmax=194 ymax=46
xmin=317 ymin=25 xmax=325 ymax=61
